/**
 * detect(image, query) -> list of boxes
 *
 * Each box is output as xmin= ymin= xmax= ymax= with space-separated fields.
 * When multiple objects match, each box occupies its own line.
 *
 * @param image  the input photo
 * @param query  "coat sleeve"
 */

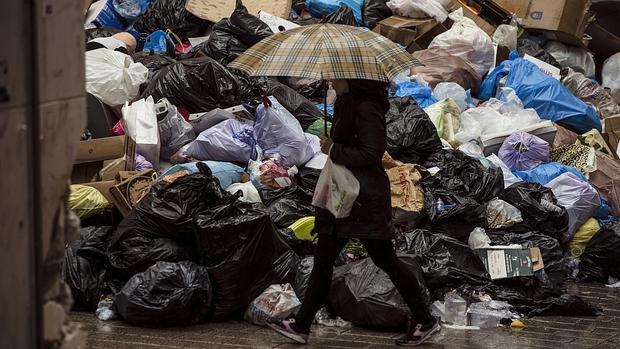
xmin=329 ymin=102 xmax=386 ymax=167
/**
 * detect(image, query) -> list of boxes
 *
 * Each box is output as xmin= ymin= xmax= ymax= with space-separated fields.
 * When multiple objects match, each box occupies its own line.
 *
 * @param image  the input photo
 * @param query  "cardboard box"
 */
xmin=604 ymin=116 xmax=620 ymax=157
xmin=72 ymin=135 xmax=136 ymax=183
xmin=81 ymin=180 xmax=117 ymax=205
xmin=185 ymin=0 xmax=291 ymax=23
xmin=373 ymin=16 xmax=447 ymax=52
xmin=476 ymin=247 xmax=544 ymax=279
xmin=481 ymin=120 xmax=558 ymax=156
xmin=110 ymin=169 xmax=155 ymax=216
xmin=455 ymin=0 xmax=497 ymax=36
xmin=493 ymin=0 xmax=591 ymax=46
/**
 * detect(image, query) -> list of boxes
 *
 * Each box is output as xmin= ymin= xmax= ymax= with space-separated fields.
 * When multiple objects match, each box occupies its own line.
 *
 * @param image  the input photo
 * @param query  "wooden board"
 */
xmin=185 ymin=0 xmax=292 ymax=23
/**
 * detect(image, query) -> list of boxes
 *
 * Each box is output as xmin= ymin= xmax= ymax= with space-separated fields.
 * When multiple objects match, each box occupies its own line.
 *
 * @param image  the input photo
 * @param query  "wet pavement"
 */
xmin=72 ymin=283 xmax=620 ymax=348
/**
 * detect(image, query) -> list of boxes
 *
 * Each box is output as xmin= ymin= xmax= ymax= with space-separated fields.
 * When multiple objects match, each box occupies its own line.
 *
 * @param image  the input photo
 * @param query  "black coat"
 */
xmin=315 ymin=81 xmax=393 ymax=240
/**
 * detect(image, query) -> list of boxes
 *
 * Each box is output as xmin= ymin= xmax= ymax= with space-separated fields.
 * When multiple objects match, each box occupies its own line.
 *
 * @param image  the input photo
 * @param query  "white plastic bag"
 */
xmin=387 ymin=0 xmax=448 ymax=22
xmin=544 ymin=41 xmax=595 ymax=78
xmin=85 ymin=49 xmax=149 ymax=107
xmin=187 ymin=119 xmax=254 ymax=163
xmin=432 ymin=82 xmax=472 ymax=112
xmin=244 ymin=284 xmax=301 ymax=326
xmin=485 ymin=198 xmax=523 ymax=229
xmin=122 ymin=97 xmax=160 ymax=170
xmin=312 ymin=158 xmax=360 ymax=219
xmin=602 ymin=52 xmax=620 ymax=102
xmin=468 ymin=227 xmax=491 ymax=249
xmin=492 ymin=24 xmax=517 ymax=51
xmin=485 ymin=154 xmax=521 ymax=188
xmin=428 ymin=8 xmax=494 ymax=77
xmin=226 ymin=182 xmax=262 ymax=203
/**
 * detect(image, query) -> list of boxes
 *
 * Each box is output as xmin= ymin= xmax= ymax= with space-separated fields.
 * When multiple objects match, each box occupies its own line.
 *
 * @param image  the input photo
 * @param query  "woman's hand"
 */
xmin=320 ymin=135 xmax=334 ymax=155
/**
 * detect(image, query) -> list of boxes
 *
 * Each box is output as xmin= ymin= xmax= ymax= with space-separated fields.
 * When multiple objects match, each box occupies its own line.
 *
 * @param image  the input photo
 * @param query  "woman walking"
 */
xmin=268 ymin=79 xmax=440 ymax=346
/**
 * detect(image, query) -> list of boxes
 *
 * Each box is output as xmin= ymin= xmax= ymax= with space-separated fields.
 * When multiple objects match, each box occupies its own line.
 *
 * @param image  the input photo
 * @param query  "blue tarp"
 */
xmin=305 ymin=0 xmax=364 ymax=25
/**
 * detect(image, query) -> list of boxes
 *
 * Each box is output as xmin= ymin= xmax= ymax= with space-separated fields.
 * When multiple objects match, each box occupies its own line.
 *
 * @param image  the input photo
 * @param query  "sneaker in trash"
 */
xmin=395 ymin=316 xmax=441 ymax=346
xmin=267 ymin=318 xmax=309 ymax=344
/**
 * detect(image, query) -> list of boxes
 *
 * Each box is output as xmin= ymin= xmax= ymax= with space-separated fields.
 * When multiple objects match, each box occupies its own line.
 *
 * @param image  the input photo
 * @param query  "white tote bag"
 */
xmin=312 ymin=158 xmax=360 ymax=219
xmin=122 ymin=96 xmax=160 ymax=170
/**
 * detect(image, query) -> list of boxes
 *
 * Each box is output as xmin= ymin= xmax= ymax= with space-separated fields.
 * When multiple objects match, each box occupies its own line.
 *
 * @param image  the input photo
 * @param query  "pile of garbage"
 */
xmin=69 ymin=0 xmax=620 ymax=331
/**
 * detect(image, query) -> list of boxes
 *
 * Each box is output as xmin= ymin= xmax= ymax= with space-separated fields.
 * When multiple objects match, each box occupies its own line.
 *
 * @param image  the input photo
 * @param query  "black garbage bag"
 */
xmin=329 ymin=255 xmax=429 ymax=330
xmin=85 ymin=27 xmax=120 ymax=42
xmin=201 ymin=0 xmax=273 ymax=65
xmin=281 ymin=77 xmax=323 ymax=100
xmin=294 ymin=256 xmax=314 ymax=302
xmin=132 ymin=0 xmax=209 ymax=40
xmin=385 ymin=96 xmax=442 ymax=164
xmin=259 ymin=186 xmax=315 ymax=229
xmin=517 ymin=37 xmax=561 ymax=69
xmin=578 ymin=221 xmax=620 ymax=282
xmin=322 ymin=6 xmax=358 ymax=26
xmin=193 ymin=200 xmax=299 ymax=321
xmin=132 ymin=52 xmax=177 ymax=72
xmin=279 ymin=227 xmax=316 ymax=257
xmin=398 ymin=229 xmax=491 ymax=290
xmin=62 ymin=226 xmax=115 ymax=311
xmin=268 ymin=81 xmax=323 ymax=130
xmin=108 ymin=163 xmax=230 ymax=278
xmin=420 ymin=150 xmax=504 ymax=240
xmin=115 ymin=261 xmax=212 ymax=327
xmin=141 ymin=56 xmax=255 ymax=113
xmin=298 ymin=167 xmax=322 ymax=193
xmin=363 ymin=0 xmax=392 ymax=29
xmin=499 ymin=182 xmax=569 ymax=240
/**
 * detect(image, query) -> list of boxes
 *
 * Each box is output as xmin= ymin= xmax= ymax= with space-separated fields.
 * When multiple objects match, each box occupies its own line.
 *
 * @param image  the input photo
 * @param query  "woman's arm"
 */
xmin=329 ymin=102 xmax=386 ymax=167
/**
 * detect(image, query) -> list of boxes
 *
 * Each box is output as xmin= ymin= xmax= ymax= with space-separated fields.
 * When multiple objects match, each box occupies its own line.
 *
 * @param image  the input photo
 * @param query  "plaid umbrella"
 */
xmin=228 ymin=23 xmax=420 ymax=82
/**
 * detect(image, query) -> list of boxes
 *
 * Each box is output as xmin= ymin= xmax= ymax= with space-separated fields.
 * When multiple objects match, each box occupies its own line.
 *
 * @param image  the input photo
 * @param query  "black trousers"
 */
xmin=295 ymin=234 xmax=432 ymax=330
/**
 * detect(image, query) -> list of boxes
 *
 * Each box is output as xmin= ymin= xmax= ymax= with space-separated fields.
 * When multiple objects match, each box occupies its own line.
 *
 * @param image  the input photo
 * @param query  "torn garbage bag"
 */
xmin=132 ymin=0 xmax=209 ymax=40
xmin=578 ymin=221 xmax=620 ymax=282
xmin=62 ymin=226 xmax=114 ymax=311
xmin=547 ymin=172 xmax=600 ymax=244
xmin=480 ymin=58 xmax=601 ymax=134
xmin=385 ymin=96 xmax=442 ymax=164
xmin=115 ymin=261 xmax=212 ymax=327
xmin=107 ymin=163 xmax=229 ymax=278
xmin=193 ymin=200 xmax=299 ymax=321
xmin=328 ymin=255 xmax=428 ymax=329
xmin=499 ymin=182 xmax=569 ymax=240
xmin=516 ymin=36 xmax=561 ymax=69
xmin=187 ymin=119 xmax=254 ymax=163
xmin=140 ymin=56 xmax=255 ymax=114
xmin=498 ymin=131 xmax=549 ymax=171
xmin=254 ymin=97 xmax=317 ymax=167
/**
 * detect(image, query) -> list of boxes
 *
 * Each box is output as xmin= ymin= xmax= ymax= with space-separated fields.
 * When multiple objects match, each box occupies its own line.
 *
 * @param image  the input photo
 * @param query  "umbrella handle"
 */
xmin=323 ymin=80 xmax=328 ymax=136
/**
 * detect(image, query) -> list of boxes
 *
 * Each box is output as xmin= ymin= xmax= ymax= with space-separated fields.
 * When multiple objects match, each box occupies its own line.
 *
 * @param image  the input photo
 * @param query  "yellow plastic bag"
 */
xmin=288 ymin=217 xmax=316 ymax=241
xmin=569 ymin=218 xmax=600 ymax=257
xmin=69 ymin=185 xmax=110 ymax=219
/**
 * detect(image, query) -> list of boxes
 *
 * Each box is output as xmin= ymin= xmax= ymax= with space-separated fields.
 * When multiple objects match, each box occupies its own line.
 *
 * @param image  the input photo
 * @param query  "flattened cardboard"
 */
xmin=476 ymin=247 xmax=536 ymax=280
xmin=75 ymin=136 xmax=127 ymax=164
xmin=185 ymin=0 xmax=292 ymax=23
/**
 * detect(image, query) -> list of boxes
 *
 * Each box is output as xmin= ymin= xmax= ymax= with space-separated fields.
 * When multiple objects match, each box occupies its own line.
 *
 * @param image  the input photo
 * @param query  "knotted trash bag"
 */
xmin=115 ymin=261 xmax=213 ymax=326
xmin=132 ymin=0 xmax=209 ymax=40
xmin=187 ymin=119 xmax=255 ymax=163
xmin=578 ymin=221 xmax=620 ymax=282
xmin=498 ymin=131 xmax=549 ymax=171
xmin=62 ymin=226 xmax=114 ymax=311
xmin=193 ymin=200 xmax=299 ymax=321
xmin=385 ymin=96 xmax=442 ymax=164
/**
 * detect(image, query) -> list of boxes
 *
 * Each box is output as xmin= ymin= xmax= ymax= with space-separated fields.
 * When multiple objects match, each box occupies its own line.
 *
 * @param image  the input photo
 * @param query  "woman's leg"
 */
xmin=294 ymin=234 xmax=348 ymax=331
xmin=361 ymin=239 xmax=432 ymax=324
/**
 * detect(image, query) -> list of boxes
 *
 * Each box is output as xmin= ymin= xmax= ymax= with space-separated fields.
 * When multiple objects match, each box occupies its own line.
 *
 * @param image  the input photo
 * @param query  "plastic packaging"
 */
xmin=386 ymin=97 xmax=443 ymax=164
xmin=424 ymin=98 xmax=461 ymax=147
xmin=432 ymin=82 xmax=472 ymax=112
xmin=394 ymin=81 xmax=438 ymax=109
xmin=69 ymin=185 xmax=110 ymax=219
xmin=249 ymin=157 xmax=298 ymax=190
xmin=492 ymin=24 xmax=517 ymax=51
xmin=244 ymin=284 xmax=301 ymax=326
xmin=544 ymin=41 xmax=595 ymax=78
xmin=498 ymin=131 xmax=549 ymax=171
xmin=312 ymin=158 xmax=361 ymax=219
xmin=516 ymin=36 xmax=561 ymax=69
xmin=444 ymin=293 xmax=468 ymax=325
xmin=602 ymin=52 xmax=620 ymax=102
xmin=132 ymin=0 xmax=208 ymax=40
xmin=187 ymin=119 xmax=254 ymax=163
xmin=156 ymin=98 xmax=196 ymax=161
xmin=254 ymin=97 xmax=317 ymax=167
xmin=547 ymin=172 xmax=601 ymax=244
xmin=115 ymin=261 xmax=212 ymax=326
xmin=387 ymin=0 xmax=448 ymax=22
xmin=85 ymin=49 xmax=149 ymax=107
xmin=226 ymin=182 xmax=262 ymax=203
xmin=428 ymin=8 xmax=494 ymax=77
xmin=468 ymin=228 xmax=491 ymax=249
xmin=122 ymin=97 xmax=161 ymax=170
xmin=569 ymin=218 xmax=600 ymax=258
xmin=468 ymin=301 xmax=512 ymax=328
xmin=485 ymin=198 xmax=523 ymax=229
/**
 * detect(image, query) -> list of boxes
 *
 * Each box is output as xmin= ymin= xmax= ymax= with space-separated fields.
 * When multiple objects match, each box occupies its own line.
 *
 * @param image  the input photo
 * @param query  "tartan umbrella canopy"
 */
xmin=228 ymin=23 xmax=419 ymax=82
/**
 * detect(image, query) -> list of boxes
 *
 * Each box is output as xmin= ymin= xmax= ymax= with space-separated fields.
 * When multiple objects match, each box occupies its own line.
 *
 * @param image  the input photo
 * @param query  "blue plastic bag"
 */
xmin=480 ymin=58 xmax=602 ymax=134
xmin=113 ymin=0 xmax=153 ymax=21
xmin=160 ymin=161 xmax=244 ymax=189
xmin=305 ymin=0 xmax=364 ymax=25
xmin=394 ymin=82 xmax=438 ymax=109
xmin=513 ymin=162 xmax=586 ymax=186
xmin=142 ymin=30 xmax=173 ymax=54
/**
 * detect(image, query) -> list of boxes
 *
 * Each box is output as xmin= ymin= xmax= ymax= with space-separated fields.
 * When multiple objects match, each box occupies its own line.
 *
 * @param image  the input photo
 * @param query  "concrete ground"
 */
xmin=72 ymin=283 xmax=620 ymax=349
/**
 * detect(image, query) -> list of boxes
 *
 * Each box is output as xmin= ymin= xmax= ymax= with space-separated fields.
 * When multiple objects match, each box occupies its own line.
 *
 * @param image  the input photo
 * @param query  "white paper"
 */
xmin=524 ymin=54 xmax=561 ymax=80
xmin=188 ymin=35 xmax=210 ymax=47
xmin=258 ymin=11 xmax=300 ymax=33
